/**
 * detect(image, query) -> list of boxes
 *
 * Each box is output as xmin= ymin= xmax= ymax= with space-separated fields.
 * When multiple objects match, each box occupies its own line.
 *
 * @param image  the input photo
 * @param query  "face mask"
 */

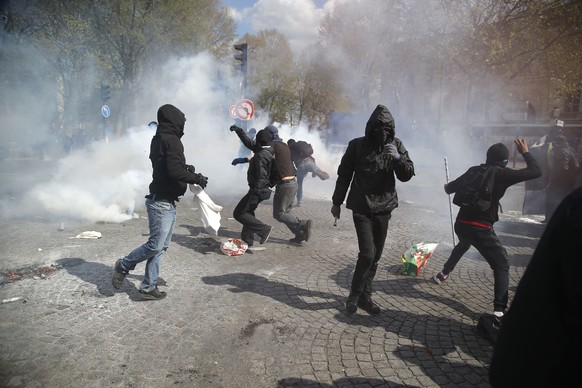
xmin=370 ymin=130 xmax=387 ymax=146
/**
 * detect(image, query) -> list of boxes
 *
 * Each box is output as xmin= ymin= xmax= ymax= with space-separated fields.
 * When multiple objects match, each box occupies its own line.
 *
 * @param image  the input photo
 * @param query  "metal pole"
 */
xmin=444 ymin=157 xmax=456 ymax=245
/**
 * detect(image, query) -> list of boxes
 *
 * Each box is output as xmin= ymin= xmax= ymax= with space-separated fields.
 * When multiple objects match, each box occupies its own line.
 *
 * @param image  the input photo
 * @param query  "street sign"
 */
xmin=101 ymin=105 xmax=111 ymax=118
xmin=235 ymin=99 xmax=254 ymax=120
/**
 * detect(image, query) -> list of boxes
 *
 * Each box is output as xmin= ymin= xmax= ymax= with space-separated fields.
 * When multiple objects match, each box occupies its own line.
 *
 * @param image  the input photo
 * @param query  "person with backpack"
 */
xmin=331 ymin=104 xmax=415 ymax=315
xmin=433 ymin=139 xmax=541 ymax=326
xmin=230 ymin=124 xmax=313 ymax=244
xmin=232 ymin=129 xmax=275 ymax=247
xmin=287 ymin=138 xmax=330 ymax=207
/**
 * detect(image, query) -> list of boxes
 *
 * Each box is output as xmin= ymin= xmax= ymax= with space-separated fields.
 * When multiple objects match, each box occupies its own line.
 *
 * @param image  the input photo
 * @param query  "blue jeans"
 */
xmin=119 ymin=198 xmax=176 ymax=292
xmin=296 ymin=157 xmax=320 ymax=204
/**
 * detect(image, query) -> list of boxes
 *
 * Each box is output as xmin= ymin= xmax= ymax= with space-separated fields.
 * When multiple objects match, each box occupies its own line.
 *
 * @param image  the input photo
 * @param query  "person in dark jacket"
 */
xmin=331 ymin=104 xmax=415 ymax=315
xmin=544 ymin=134 xmax=579 ymax=221
xmin=230 ymin=124 xmax=312 ymax=244
xmin=233 ymin=129 xmax=274 ymax=247
xmin=489 ymin=186 xmax=582 ymax=387
xmin=287 ymin=138 xmax=330 ymax=207
xmin=112 ymin=104 xmax=208 ymax=300
xmin=433 ymin=139 xmax=541 ymax=322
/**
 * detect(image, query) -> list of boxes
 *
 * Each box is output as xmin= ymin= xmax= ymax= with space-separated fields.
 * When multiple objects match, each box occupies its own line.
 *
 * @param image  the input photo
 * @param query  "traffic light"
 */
xmin=100 ymin=85 xmax=111 ymax=102
xmin=234 ymin=43 xmax=248 ymax=75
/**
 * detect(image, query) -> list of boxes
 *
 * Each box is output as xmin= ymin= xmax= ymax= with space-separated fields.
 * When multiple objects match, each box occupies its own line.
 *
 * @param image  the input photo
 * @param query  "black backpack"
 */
xmin=296 ymin=140 xmax=314 ymax=158
xmin=452 ymin=165 xmax=495 ymax=211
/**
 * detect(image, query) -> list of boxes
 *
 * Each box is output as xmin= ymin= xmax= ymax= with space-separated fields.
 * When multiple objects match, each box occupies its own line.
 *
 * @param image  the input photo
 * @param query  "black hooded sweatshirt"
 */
xmin=445 ymin=143 xmax=541 ymax=226
xmin=332 ymin=105 xmax=415 ymax=214
xmin=149 ymin=104 xmax=199 ymax=201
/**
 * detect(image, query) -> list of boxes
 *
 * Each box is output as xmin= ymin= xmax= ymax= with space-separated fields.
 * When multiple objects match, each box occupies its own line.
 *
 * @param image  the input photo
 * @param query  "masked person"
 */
xmin=112 ymin=104 xmax=208 ymax=300
xmin=233 ymin=129 xmax=275 ymax=246
xmin=231 ymin=124 xmax=312 ymax=244
xmin=287 ymin=138 xmax=329 ymax=208
xmin=331 ymin=104 xmax=415 ymax=314
xmin=433 ymin=139 xmax=541 ymax=325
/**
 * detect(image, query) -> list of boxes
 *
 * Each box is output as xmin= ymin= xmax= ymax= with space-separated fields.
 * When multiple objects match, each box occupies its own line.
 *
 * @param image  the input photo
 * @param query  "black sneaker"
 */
xmin=259 ymin=225 xmax=272 ymax=244
xmin=345 ymin=295 xmax=358 ymax=314
xmin=357 ymin=298 xmax=381 ymax=315
xmin=433 ymin=271 xmax=449 ymax=284
xmin=289 ymin=236 xmax=304 ymax=244
xmin=302 ymin=220 xmax=312 ymax=242
xmin=493 ymin=313 xmax=504 ymax=329
xmin=138 ymin=288 xmax=167 ymax=300
xmin=112 ymin=259 xmax=128 ymax=289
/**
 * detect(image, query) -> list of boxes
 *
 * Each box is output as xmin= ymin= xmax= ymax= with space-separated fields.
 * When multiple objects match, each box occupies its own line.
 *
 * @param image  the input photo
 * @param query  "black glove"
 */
xmin=186 ymin=164 xmax=195 ymax=174
xmin=231 ymin=157 xmax=248 ymax=166
xmin=230 ymin=125 xmax=242 ymax=132
xmin=331 ymin=204 xmax=341 ymax=219
xmin=194 ymin=173 xmax=208 ymax=189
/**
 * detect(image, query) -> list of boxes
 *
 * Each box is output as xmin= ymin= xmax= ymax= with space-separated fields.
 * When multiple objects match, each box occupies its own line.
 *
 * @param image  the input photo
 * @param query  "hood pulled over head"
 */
xmin=265 ymin=125 xmax=281 ymax=141
xmin=365 ymin=105 xmax=395 ymax=147
xmin=255 ymin=128 xmax=273 ymax=147
xmin=157 ymin=104 xmax=186 ymax=138
xmin=486 ymin=143 xmax=509 ymax=166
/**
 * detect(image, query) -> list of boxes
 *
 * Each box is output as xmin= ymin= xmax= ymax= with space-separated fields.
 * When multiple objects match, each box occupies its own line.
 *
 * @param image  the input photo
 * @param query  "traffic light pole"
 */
xmin=234 ymin=43 xmax=248 ymax=130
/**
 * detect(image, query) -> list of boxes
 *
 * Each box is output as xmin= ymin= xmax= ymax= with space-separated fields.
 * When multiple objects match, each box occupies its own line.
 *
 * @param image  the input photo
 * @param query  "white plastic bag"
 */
xmin=220 ymin=238 xmax=248 ymax=256
xmin=189 ymin=184 xmax=222 ymax=235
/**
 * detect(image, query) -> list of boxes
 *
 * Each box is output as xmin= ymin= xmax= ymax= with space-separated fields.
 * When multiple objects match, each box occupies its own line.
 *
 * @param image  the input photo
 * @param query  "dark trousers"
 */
xmin=233 ymin=192 xmax=267 ymax=245
xmin=350 ymin=211 xmax=391 ymax=299
xmin=442 ymin=221 xmax=509 ymax=312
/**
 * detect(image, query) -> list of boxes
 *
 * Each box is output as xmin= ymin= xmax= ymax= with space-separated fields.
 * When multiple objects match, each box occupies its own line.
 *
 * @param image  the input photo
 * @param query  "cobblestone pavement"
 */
xmin=0 ymin=171 xmax=544 ymax=387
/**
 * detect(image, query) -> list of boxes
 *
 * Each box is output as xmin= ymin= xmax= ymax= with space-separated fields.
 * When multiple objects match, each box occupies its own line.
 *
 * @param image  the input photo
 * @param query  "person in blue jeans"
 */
xmin=111 ymin=104 xmax=208 ymax=300
xmin=287 ymin=139 xmax=330 ymax=207
xmin=231 ymin=124 xmax=312 ymax=244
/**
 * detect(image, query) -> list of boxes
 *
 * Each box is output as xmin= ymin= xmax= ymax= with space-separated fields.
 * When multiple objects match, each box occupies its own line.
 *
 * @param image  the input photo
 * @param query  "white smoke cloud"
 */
xmin=2 ymin=53 xmax=252 ymax=223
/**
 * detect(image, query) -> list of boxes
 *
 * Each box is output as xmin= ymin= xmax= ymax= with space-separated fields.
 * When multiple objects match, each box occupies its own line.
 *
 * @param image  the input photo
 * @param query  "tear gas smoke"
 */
xmin=0 ymin=51 xmax=520 ymax=225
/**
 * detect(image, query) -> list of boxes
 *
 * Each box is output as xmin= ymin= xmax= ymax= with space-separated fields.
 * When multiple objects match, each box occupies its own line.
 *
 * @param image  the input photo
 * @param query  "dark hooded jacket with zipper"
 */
xmin=445 ymin=146 xmax=541 ymax=227
xmin=332 ymin=105 xmax=415 ymax=214
xmin=149 ymin=104 xmax=199 ymax=201
xmin=247 ymin=129 xmax=275 ymax=201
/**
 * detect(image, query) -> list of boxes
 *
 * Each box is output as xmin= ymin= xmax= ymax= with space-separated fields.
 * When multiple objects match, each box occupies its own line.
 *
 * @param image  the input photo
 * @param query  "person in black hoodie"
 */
xmin=331 ymin=104 xmax=415 ymax=315
xmin=489 ymin=186 xmax=582 ymax=387
xmin=233 ymin=129 xmax=275 ymax=247
xmin=111 ymin=104 xmax=208 ymax=300
xmin=433 ymin=139 xmax=541 ymax=324
xmin=230 ymin=124 xmax=312 ymax=244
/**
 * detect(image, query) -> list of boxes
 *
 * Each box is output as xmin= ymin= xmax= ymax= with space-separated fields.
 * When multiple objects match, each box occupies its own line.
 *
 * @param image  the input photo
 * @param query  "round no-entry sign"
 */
xmin=229 ymin=99 xmax=254 ymax=121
